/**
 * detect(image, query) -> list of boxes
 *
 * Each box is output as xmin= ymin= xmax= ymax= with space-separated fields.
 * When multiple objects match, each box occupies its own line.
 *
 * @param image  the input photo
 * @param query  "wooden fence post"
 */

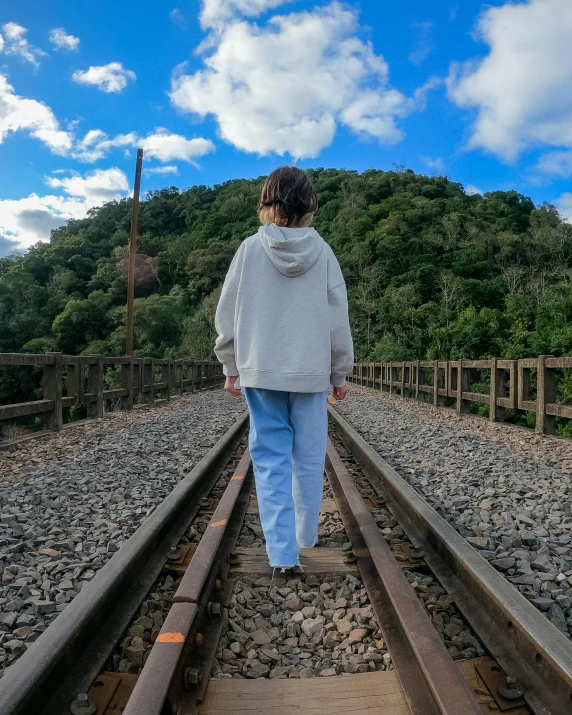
xmin=87 ymin=355 xmax=104 ymax=419
xmin=414 ymin=361 xmax=420 ymax=400
xmin=456 ymin=361 xmax=470 ymax=414
xmin=401 ymin=361 xmax=406 ymax=398
xmin=145 ymin=359 xmax=155 ymax=405
xmin=133 ymin=358 xmax=143 ymax=406
xmin=490 ymin=359 xmax=505 ymax=423
xmin=179 ymin=361 xmax=185 ymax=396
xmin=66 ymin=358 xmax=80 ymax=410
xmin=120 ymin=358 xmax=134 ymax=410
xmin=537 ymin=356 xmax=556 ymax=435
xmin=43 ymin=352 xmax=63 ymax=431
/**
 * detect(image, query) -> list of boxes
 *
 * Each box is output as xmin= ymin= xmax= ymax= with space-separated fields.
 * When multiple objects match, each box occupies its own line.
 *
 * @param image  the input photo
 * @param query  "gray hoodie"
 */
xmin=214 ymin=223 xmax=354 ymax=393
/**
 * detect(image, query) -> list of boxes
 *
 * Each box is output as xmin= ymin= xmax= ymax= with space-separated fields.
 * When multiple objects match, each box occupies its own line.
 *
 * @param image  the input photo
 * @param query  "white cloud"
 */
xmin=139 ymin=129 xmax=215 ymax=163
xmin=72 ymin=128 xmax=215 ymax=164
xmin=556 ymin=193 xmax=572 ymax=222
xmin=0 ymin=168 xmax=131 ymax=253
xmin=73 ymin=129 xmax=138 ymax=162
xmin=409 ymin=21 xmax=435 ymax=66
xmin=171 ymin=2 xmax=411 ymax=159
xmin=170 ymin=9 xmax=187 ymax=28
xmin=421 ymin=156 xmax=444 ymax=171
xmin=0 ymin=73 xmax=73 ymax=154
xmin=1 ymin=22 xmax=47 ymax=67
xmin=72 ymin=62 xmax=136 ymax=93
xmin=447 ymin=0 xmax=572 ymax=161
xmin=465 ymin=184 xmax=483 ymax=195
xmin=0 ymin=194 xmax=88 ymax=253
xmin=200 ymin=0 xmax=291 ymax=29
xmin=535 ymin=150 xmax=572 ymax=177
xmin=46 ymin=167 xmax=130 ymax=204
xmin=49 ymin=28 xmax=80 ymax=52
xmin=144 ymin=165 xmax=179 ymax=175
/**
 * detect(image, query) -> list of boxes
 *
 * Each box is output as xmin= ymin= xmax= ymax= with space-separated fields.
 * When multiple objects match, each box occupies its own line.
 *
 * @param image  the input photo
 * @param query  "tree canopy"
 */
xmin=1 ymin=167 xmax=572 ymax=431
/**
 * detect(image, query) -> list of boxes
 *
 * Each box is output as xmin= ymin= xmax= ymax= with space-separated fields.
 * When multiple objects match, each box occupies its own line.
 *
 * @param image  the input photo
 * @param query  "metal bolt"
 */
xmin=70 ymin=693 xmax=97 ymax=715
xmin=183 ymin=667 xmax=202 ymax=690
xmin=215 ymin=578 xmax=222 ymax=591
xmin=343 ymin=551 xmax=358 ymax=564
xmin=195 ymin=632 xmax=204 ymax=647
xmin=167 ymin=546 xmax=180 ymax=561
xmin=199 ymin=497 xmax=210 ymax=508
xmin=208 ymin=601 xmax=221 ymax=618
xmin=227 ymin=552 xmax=240 ymax=565
xmin=498 ymin=676 xmax=524 ymax=700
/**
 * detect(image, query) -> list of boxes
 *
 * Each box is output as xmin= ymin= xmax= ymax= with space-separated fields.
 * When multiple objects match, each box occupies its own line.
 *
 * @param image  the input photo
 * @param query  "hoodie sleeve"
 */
xmin=329 ymin=281 xmax=354 ymax=387
xmin=214 ymin=250 xmax=241 ymax=377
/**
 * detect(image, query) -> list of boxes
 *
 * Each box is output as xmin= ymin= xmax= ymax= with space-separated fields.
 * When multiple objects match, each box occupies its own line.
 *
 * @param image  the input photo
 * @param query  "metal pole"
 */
xmin=126 ymin=148 xmax=143 ymax=357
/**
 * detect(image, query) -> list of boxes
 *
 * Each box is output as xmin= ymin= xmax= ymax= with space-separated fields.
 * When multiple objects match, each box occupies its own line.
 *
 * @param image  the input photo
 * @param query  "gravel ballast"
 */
xmin=0 ymin=391 xmax=246 ymax=673
xmin=336 ymin=387 xmax=572 ymax=637
xmin=212 ymin=573 xmax=391 ymax=680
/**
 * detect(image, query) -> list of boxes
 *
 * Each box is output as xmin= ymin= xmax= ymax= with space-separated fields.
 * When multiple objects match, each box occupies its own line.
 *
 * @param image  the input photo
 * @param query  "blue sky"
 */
xmin=0 ymin=0 xmax=571 ymax=255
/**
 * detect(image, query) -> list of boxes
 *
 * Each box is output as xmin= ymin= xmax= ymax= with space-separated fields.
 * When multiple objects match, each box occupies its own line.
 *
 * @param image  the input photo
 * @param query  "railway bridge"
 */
xmin=0 ymin=352 xmax=571 ymax=714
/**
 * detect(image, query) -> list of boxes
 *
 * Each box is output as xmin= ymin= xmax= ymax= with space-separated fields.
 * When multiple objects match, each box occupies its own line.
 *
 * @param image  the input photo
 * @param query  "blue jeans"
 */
xmin=244 ymin=388 xmax=328 ymax=568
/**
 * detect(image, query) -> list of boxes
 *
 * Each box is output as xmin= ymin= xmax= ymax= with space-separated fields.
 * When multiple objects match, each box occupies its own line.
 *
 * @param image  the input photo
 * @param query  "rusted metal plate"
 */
xmin=474 ymin=657 xmax=527 ymax=711
xmin=165 ymin=544 xmax=197 ymax=574
xmin=89 ymin=673 xmax=138 ymax=715
xmin=325 ymin=439 xmax=482 ymax=715
xmin=167 ymin=543 xmax=195 ymax=566
xmin=198 ymin=497 xmax=220 ymax=513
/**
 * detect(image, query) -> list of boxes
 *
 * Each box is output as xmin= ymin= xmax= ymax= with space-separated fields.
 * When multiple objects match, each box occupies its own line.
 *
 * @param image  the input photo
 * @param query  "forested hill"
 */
xmin=1 ymin=168 xmax=571 ymax=367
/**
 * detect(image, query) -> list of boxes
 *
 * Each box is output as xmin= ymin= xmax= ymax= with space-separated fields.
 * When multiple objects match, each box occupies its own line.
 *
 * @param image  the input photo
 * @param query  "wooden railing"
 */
xmin=0 ymin=353 xmax=224 ymax=441
xmin=349 ymin=356 xmax=571 ymax=436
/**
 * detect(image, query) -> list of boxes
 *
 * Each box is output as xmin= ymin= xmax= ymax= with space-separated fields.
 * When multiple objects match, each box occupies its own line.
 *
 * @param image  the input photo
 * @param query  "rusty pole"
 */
xmin=126 ymin=148 xmax=143 ymax=357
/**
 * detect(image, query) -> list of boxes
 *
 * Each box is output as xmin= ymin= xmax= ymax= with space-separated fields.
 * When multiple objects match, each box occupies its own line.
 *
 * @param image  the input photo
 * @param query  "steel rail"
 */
xmin=0 ymin=411 xmax=249 ymax=715
xmin=122 ymin=449 xmax=254 ymax=715
xmin=325 ymin=439 xmax=482 ymax=715
xmin=328 ymin=405 xmax=572 ymax=715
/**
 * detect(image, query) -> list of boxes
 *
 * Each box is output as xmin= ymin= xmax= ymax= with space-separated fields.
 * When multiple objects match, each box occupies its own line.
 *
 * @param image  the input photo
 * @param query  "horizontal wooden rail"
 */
xmin=0 ymin=353 xmax=224 ymax=442
xmin=349 ymin=355 xmax=570 ymax=436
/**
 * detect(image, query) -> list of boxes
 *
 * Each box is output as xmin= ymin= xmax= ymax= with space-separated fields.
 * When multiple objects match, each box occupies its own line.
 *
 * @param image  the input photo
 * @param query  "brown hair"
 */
xmin=258 ymin=166 xmax=318 ymax=228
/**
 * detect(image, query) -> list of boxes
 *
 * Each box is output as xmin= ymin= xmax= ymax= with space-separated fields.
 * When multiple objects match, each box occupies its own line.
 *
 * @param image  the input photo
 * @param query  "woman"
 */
xmin=214 ymin=166 xmax=354 ymax=573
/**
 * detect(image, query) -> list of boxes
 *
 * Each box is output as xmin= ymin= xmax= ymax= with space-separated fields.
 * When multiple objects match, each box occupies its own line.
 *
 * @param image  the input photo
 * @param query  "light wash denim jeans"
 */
xmin=243 ymin=388 xmax=328 ymax=568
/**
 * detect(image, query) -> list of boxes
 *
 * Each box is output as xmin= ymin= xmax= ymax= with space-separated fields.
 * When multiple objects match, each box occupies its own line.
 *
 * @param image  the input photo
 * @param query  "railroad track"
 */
xmin=1 ymin=407 xmax=571 ymax=715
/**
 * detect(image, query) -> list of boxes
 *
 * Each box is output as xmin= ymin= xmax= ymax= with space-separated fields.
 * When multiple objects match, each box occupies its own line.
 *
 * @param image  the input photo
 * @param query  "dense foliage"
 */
xmin=1 ymin=168 xmax=572 ymax=431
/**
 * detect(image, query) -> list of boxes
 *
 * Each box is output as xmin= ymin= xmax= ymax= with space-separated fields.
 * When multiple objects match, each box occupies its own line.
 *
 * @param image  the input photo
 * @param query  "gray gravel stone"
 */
xmin=212 ymin=573 xmax=392 ymax=680
xmin=0 ymin=391 xmax=245 ymax=674
xmin=336 ymin=387 xmax=572 ymax=638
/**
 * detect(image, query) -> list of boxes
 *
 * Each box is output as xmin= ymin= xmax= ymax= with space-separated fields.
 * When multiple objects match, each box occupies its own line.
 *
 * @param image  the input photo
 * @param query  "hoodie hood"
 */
xmin=258 ymin=223 xmax=325 ymax=277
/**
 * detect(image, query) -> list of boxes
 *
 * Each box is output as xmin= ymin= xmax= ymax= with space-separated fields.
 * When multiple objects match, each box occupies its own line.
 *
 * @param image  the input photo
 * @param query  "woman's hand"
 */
xmin=224 ymin=376 xmax=242 ymax=397
xmin=332 ymin=384 xmax=349 ymax=401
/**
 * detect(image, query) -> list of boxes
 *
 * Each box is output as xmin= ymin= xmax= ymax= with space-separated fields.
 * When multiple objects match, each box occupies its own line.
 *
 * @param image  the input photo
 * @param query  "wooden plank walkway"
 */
xmin=230 ymin=547 xmax=359 ymax=575
xmin=194 ymin=659 xmax=525 ymax=714
xmin=196 ymin=668 xmax=411 ymax=715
